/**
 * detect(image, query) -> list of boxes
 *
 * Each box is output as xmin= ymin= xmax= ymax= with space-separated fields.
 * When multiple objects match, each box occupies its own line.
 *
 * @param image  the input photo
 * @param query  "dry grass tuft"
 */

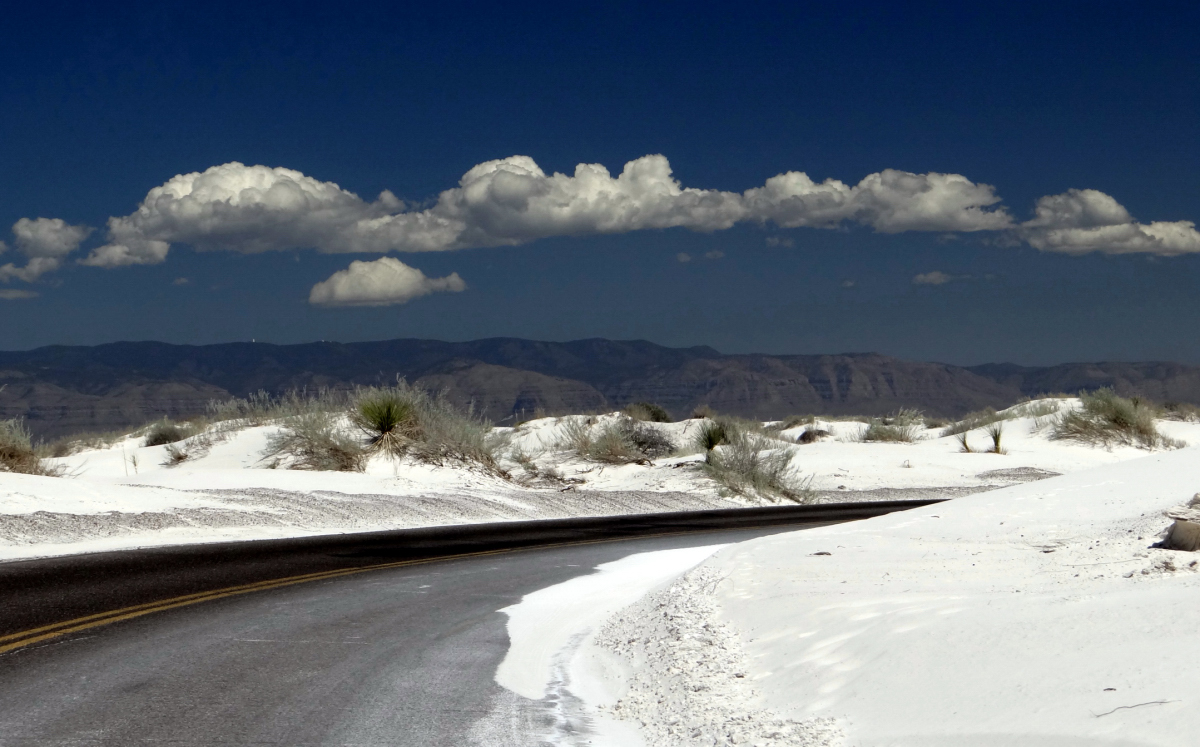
xmin=0 ymin=419 xmax=63 ymax=476
xmin=1051 ymin=388 xmax=1181 ymax=450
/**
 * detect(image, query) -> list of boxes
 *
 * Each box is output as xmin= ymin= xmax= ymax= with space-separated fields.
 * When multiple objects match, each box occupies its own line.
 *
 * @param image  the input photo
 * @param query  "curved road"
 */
xmin=0 ymin=503 xmax=937 ymax=745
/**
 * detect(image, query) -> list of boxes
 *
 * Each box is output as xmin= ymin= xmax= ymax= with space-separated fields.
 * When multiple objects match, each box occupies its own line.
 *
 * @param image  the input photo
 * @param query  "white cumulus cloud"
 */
xmin=81 ymin=156 xmax=1025 ymax=266
xmin=308 ymin=257 xmax=467 ymax=307
xmin=1018 ymin=188 xmax=1200 ymax=255
xmin=0 ymin=218 xmax=92 ymax=282
xmin=0 ymin=289 xmax=39 ymax=300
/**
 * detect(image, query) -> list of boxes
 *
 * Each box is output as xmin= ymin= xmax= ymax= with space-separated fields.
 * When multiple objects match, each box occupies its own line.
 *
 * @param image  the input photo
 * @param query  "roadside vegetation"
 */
xmin=0 ymin=418 xmax=62 ymax=476
xmin=557 ymin=414 xmax=675 ymax=464
xmin=857 ymin=408 xmax=926 ymax=443
xmin=691 ymin=416 xmax=812 ymax=502
xmin=1050 ymin=388 xmax=1183 ymax=450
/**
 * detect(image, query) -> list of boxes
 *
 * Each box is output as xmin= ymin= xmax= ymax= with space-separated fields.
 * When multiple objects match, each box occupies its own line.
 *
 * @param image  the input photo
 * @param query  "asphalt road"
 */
xmin=0 ymin=526 xmax=809 ymax=746
xmin=0 ymin=501 xmax=940 ymax=745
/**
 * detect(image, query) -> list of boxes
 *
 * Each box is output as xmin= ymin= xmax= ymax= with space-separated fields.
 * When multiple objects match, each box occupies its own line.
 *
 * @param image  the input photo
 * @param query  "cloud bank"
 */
xmin=78 ymin=156 xmax=1019 ymax=267
xmin=8 ymin=155 xmax=1196 ymax=294
xmin=308 ymin=257 xmax=467 ymax=307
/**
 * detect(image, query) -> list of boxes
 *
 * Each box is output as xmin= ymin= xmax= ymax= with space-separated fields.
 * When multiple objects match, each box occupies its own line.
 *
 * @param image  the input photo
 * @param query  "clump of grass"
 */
xmin=984 ymin=421 xmax=1006 ymax=454
xmin=624 ymin=402 xmax=672 ymax=423
xmin=797 ymin=426 xmax=831 ymax=444
xmin=264 ymin=410 xmax=367 ymax=472
xmin=0 ymin=418 xmax=62 ymax=476
xmin=691 ymin=404 xmax=716 ymax=420
xmin=559 ymin=415 xmax=676 ymax=464
xmin=942 ymin=407 xmax=1007 ymax=437
xmin=1051 ymin=388 xmax=1181 ymax=449
xmin=45 ymin=429 xmax=128 ymax=458
xmin=693 ymin=420 xmax=730 ymax=451
xmin=351 ymin=389 xmax=419 ymax=456
xmin=956 ymin=431 xmax=973 ymax=453
xmin=1161 ymin=401 xmax=1200 ymax=422
xmin=858 ymin=411 xmax=925 ymax=443
xmin=779 ymin=415 xmax=813 ymax=431
xmin=1009 ymin=399 xmax=1062 ymax=419
xmin=702 ymin=430 xmax=812 ymax=503
xmin=162 ymin=444 xmax=190 ymax=466
xmin=144 ymin=419 xmax=194 ymax=447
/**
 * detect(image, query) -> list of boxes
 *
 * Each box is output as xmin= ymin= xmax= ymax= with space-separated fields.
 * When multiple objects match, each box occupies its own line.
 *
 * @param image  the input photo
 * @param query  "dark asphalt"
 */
xmin=0 ymin=502 xmax=939 ymax=745
xmin=0 ymin=527 xmax=794 ymax=746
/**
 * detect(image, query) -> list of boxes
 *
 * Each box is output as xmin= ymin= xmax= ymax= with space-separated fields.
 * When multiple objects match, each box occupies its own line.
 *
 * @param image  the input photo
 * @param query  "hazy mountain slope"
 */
xmin=3 ymin=338 xmax=1200 ymax=438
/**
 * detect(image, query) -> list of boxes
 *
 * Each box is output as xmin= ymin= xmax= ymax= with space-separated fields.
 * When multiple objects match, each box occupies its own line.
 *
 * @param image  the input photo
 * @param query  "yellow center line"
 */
xmin=0 ymin=519 xmax=833 ymax=656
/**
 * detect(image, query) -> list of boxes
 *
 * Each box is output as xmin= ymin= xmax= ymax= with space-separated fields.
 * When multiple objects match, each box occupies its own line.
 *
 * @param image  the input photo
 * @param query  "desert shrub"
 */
xmin=1009 ymin=400 xmax=1062 ymax=419
xmin=0 ymin=418 xmax=61 ymax=476
xmin=1051 ymin=388 xmax=1179 ymax=449
xmin=778 ymin=415 xmax=814 ymax=431
xmin=586 ymin=422 xmax=645 ymax=464
xmin=45 ymin=430 xmax=128 ymax=457
xmin=691 ymin=404 xmax=716 ymax=420
xmin=366 ymin=382 xmax=502 ymax=469
xmin=561 ymin=415 xmax=676 ymax=463
xmin=264 ymin=410 xmax=367 ymax=471
xmin=879 ymin=408 xmax=925 ymax=426
xmin=797 ymin=427 xmax=831 ymax=444
xmin=556 ymin=416 xmax=595 ymax=452
xmin=624 ymin=402 xmax=672 ymax=423
xmin=162 ymin=444 xmax=190 ymax=466
xmin=144 ymin=419 xmax=193 ymax=447
xmin=693 ymin=419 xmax=731 ymax=451
xmin=622 ymin=419 xmax=676 ymax=458
xmin=858 ymin=420 xmax=922 ymax=443
xmin=351 ymin=388 xmax=419 ymax=456
xmin=702 ymin=430 xmax=811 ymax=503
xmin=1161 ymin=401 xmax=1200 ymax=422
xmin=942 ymin=408 xmax=1007 ymax=437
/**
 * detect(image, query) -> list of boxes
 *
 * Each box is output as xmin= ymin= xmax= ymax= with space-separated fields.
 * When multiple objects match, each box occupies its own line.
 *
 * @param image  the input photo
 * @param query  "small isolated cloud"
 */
xmin=841 ymin=279 xmax=856 ymax=288
xmin=765 ymin=236 xmax=794 ymax=247
xmin=0 ymin=218 xmax=92 ymax=282
xmin=0 ymin=289 xmax=39 ymax=300
xmin=309 ymin=257 xmax=466 ymax=307
xmin=704 ymin=250 xmax=725 ymax=260
xmin=173 ymin=277 xmax=189 ymax=285
xmin=912 ymin=270 xmax=955 ymax=285
xmin=1018 ymin=188 xmax=1200 ymax=255
xmin=676 ymin=252 xmax=692 ymax=263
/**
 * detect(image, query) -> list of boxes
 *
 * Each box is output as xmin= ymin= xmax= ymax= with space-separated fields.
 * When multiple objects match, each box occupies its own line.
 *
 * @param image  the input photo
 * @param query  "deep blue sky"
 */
xmin=2 ymin=1 xmax=1198 ymax=364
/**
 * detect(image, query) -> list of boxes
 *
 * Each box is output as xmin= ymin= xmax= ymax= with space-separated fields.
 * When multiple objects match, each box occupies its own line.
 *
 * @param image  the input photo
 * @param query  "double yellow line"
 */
xmin=0 ymin=547 xmax=519 ymax=657
xmin=0 ymin=520 xmax=809 ymax=658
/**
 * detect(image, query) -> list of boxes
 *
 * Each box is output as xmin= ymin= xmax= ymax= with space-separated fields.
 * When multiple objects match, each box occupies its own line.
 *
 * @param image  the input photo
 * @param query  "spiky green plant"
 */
xmin=985 ymin=421 xmax=1005 ymax=454
xmin=0 ymin=418 xmax=62 ymax=476
xmin=353 ymin=390 xmax=419 ymax=456
xmin=693 ymin=420 xmax=730 ymax=451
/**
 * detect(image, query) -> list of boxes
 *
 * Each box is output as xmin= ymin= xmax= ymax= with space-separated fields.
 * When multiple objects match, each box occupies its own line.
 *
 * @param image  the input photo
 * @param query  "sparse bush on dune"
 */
xmin=559 ymin=414 xmax=677 ymax=464
xmin=1051 ymin=388 xmax=1182 ymax=450
xmin=942 ymin=408 xmax=1006 ymax=437
xmin=702 ymin=430 xmax=812 ymax=503
xmin=257 ymin=381 xmax=504 ymax=472
xmin=985 ymin=421 xmax=1006 ymax=454
xmin=691 ymin=404 xmax=716 ymax=420
xmin=624 ymin=402 xmax=672 ymax=423
xmin=0 ymin=418 xmax=62 ymax=476
xmin=858 ymin=410 xmax=925 ymax=443
xmin=265 ymin=410 xmax=367 ymax=472
xmin=1161 ymin=401 xmax=1200 ymax=422
xmin=144 ymin=418 xmax=195 ymax=447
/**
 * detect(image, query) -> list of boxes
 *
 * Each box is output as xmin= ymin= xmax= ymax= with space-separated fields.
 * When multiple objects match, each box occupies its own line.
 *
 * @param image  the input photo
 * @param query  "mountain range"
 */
xmin=4 ymin=338 xmax=1200 ymax=438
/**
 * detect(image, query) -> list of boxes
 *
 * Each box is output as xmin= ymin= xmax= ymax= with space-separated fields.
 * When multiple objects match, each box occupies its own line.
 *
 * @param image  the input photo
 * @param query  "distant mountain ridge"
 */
xmin=3 ymin=337 xmax=1200 ymax=438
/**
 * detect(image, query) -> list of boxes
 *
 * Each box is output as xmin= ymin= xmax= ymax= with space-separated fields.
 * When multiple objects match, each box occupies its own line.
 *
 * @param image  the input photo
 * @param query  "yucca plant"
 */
xmin=985 ymin=421 xmax=1005 ymax=454
xmin=693 ymin=420 xmax=730 ymax=451
xmin=352 ymin=389 xmax=420 ymax=456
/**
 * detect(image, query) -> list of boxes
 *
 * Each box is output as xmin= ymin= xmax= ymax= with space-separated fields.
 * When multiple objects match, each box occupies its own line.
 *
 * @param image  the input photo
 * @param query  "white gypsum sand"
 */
xmin=4 ymin=399 xmax=1199 ymax=561
xmin=590 ymin=446 xmax=1200 ymax=745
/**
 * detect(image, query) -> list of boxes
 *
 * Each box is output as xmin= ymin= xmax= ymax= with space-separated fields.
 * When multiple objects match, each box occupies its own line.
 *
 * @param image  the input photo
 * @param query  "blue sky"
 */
xmin=2 ymin=1 xmax=1198 ymax=364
